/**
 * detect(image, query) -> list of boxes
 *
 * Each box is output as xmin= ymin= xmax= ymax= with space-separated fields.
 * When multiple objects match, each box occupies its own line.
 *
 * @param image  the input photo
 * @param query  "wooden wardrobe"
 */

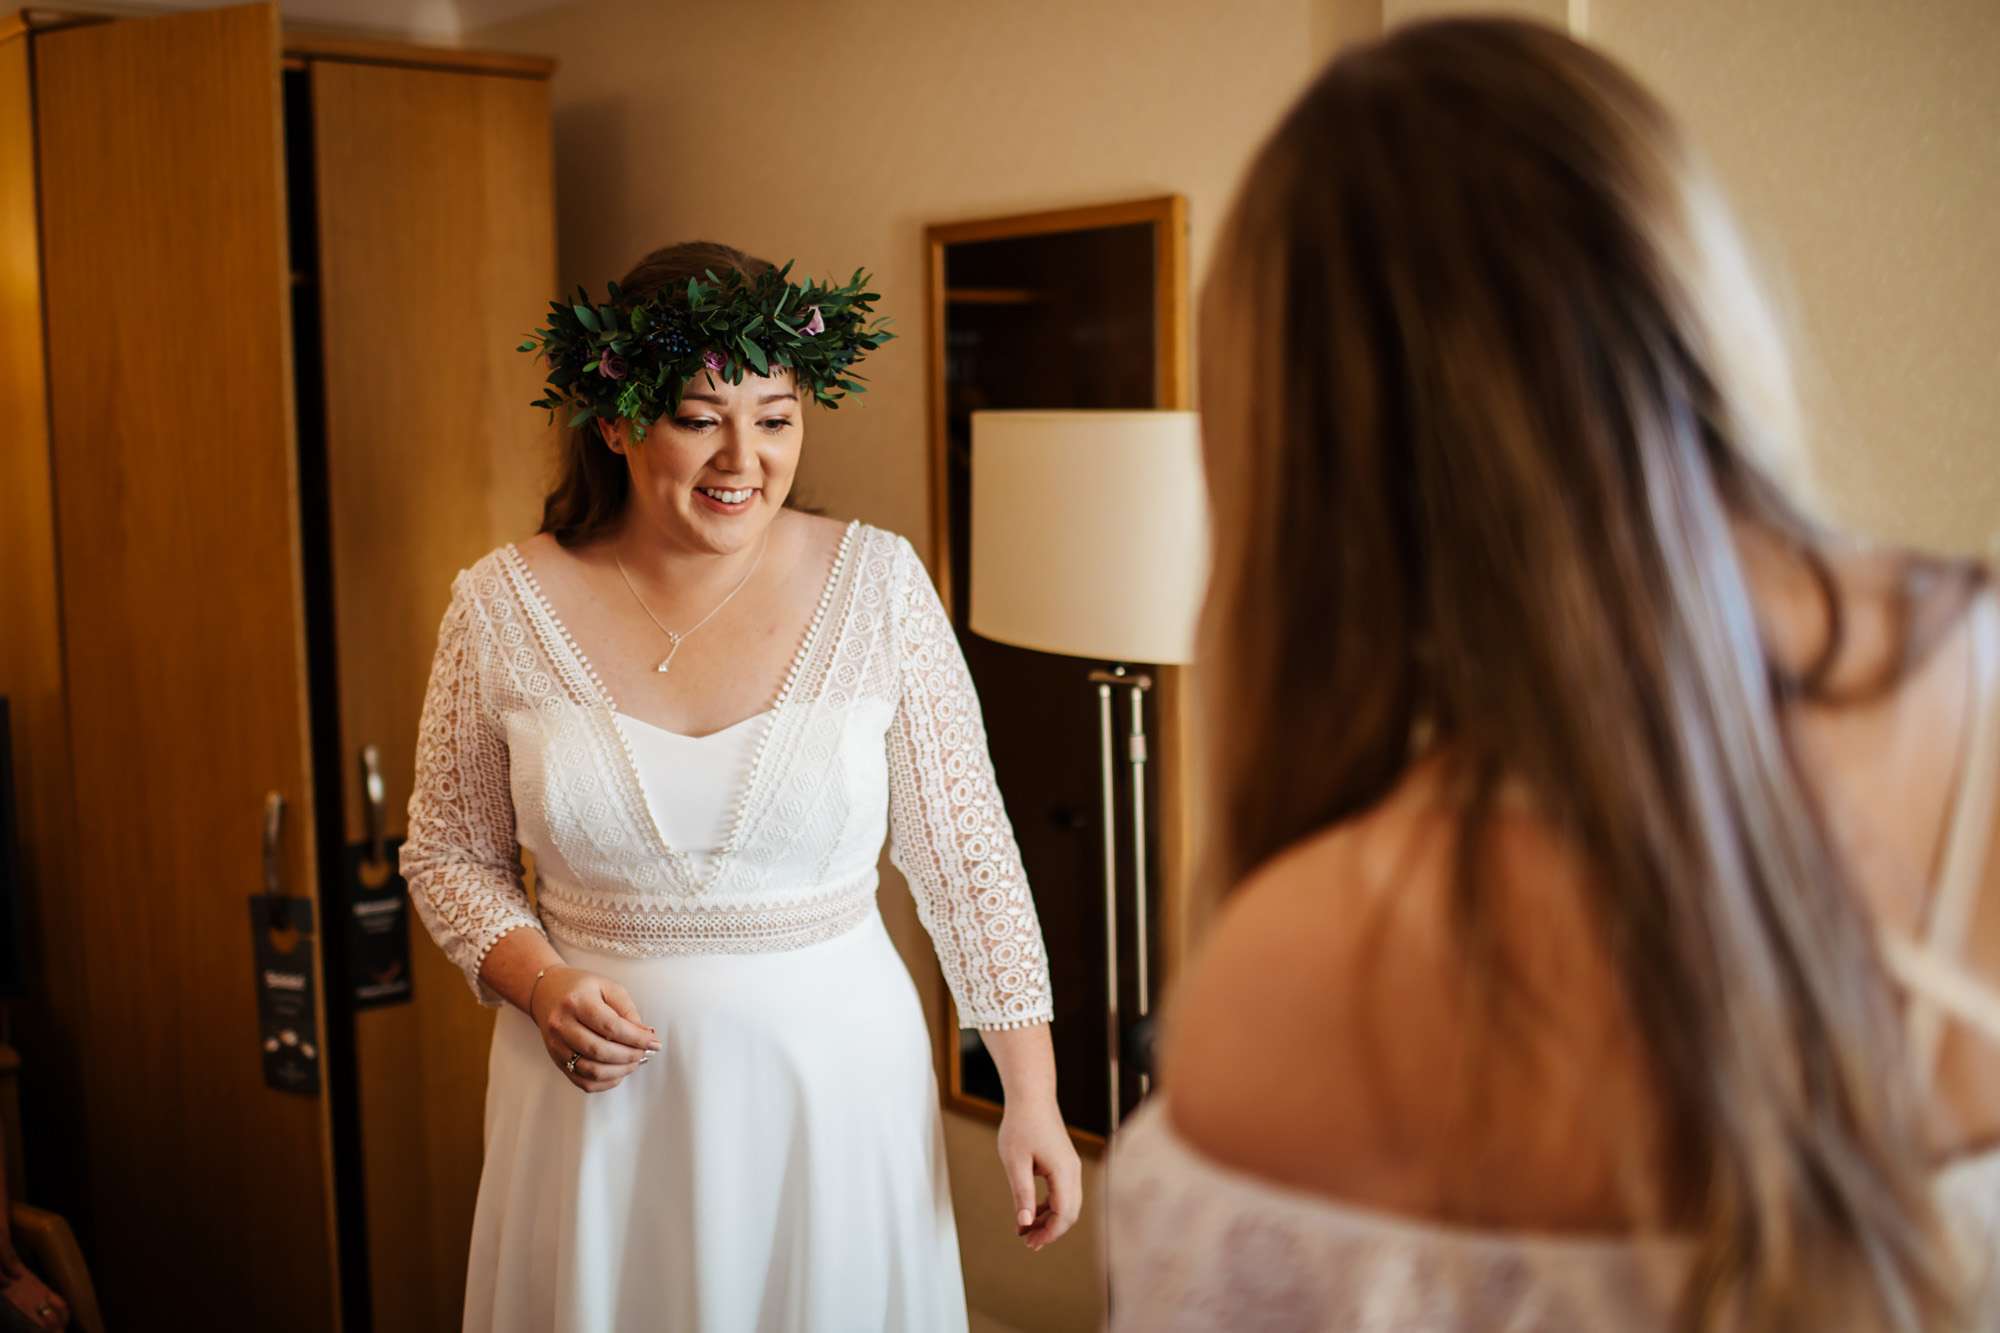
xmin=1 ymin=5 xmax=556 ymax=1328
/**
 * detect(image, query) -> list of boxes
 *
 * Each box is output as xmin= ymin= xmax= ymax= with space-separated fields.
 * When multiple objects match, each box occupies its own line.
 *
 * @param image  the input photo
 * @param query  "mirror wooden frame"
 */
xmin=921 ymin=194 xmax=1194 ymax=1150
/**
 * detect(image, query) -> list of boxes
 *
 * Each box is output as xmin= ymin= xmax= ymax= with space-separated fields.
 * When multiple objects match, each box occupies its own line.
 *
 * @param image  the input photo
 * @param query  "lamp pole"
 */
xmin=1089 ymin=665 xmax=1152 ymax=1132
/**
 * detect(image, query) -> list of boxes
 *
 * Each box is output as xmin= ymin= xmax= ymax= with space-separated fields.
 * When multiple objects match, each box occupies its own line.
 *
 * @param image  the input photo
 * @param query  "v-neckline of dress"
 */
xmin=499 ymin=520 xmax=860 ymax=894
xmin=615 ymin=705 xmax=775 ymax=744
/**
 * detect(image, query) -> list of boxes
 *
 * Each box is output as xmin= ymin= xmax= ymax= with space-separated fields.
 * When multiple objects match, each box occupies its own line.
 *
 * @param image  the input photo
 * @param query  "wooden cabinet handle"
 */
xmin=262 ymin=791 xmax=286 ymax=897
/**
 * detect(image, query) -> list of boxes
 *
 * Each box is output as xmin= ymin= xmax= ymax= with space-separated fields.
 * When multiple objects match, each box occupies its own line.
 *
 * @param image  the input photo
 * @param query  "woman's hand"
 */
xmin=0 ymin=1265 xmax=69 ymax=1330
xmin=997 ymin=1098 xmax=1082 ymax=1251
xmin=529 ymin=965 xmax=661 ymax=1093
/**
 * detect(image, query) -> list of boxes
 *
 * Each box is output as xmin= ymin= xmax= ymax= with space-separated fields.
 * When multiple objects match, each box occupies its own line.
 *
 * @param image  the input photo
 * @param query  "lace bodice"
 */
xmin=398 ymin=520 xmax=1053 ymax=1030
xmin=1110 ymin=1096 xmax=2000 ymax=1330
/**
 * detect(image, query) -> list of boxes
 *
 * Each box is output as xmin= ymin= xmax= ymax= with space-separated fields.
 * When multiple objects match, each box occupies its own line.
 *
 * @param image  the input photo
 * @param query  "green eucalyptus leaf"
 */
xmin=575 ymin=304 xmax=600 ymax=332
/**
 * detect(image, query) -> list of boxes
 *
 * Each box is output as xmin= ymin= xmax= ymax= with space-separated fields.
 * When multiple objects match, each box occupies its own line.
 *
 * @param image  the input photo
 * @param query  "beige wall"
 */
xmin=465 ymin=2 xmax=1336 ymax=1328
xmin=1376 ymin=0 xmax=2000 ymax=554
xmin=1588 ymin=0 xmax=1999 ymax=554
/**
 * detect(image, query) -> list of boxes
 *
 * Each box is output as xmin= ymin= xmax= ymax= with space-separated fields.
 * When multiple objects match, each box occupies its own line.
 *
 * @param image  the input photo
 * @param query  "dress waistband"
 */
xmin=534 ymin=871 xmax=879 ymax=959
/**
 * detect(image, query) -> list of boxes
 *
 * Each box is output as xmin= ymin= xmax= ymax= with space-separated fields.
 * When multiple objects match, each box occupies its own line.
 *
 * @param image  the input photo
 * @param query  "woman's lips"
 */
xmin=694 ymin=485 xmax=758 ymax=513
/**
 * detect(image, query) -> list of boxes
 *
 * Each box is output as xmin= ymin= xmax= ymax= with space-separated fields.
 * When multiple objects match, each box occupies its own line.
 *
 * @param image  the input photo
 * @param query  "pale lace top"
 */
xmin=398 ymin=520 xmax=1053 ymax=1030
xmin=1110 ymin=590 xmax=2000 ymax=1329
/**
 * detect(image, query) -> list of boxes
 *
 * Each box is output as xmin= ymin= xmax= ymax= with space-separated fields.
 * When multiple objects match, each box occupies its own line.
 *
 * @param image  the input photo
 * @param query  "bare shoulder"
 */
xmin=777 ymin=509 xmax=858 ymax=581
xmin=509 ymin=529 xmax=568 ymax=580
xmin=514 ymin=529 xmax=559 ymax=560
xmin=785 ymin=508 xmax=851 ymax=550
xmin=505 ymin=529 xmax=607 ymax=616
xmin=1161 ymin=773 xmax=1665 ymax=1230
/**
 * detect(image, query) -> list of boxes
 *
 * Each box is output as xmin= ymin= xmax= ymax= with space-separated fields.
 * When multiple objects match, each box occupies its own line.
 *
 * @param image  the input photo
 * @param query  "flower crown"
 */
xmin=518 ymin=261 xmax=893 ymax=441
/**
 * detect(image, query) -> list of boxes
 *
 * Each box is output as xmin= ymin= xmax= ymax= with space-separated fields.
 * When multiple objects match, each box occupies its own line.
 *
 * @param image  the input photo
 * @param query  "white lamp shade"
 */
xmin=969 ymin=410 xmax=1208 ymax=665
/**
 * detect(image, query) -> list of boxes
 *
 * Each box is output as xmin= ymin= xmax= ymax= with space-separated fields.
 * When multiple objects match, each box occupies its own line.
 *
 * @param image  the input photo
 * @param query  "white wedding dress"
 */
xmin=399 ymin=520 xmax=1053 ymax=1332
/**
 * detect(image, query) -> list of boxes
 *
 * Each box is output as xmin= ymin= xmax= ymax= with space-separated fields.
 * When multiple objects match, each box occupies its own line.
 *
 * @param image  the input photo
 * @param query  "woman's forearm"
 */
xmin=481 ymin=925 xmax=569 ymax=1013
xmin=979 ymin=1022 xmax=1058 ymax=1107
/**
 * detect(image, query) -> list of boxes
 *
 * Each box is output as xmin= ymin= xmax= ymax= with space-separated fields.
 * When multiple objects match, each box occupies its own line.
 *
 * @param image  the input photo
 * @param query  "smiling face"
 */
xmin=598 ymin=368 xmax=803 ymax=555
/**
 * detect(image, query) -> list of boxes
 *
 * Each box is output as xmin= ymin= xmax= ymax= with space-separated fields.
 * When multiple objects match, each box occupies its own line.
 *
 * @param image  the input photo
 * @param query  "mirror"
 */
xmin=923 ymin=196 xmax=1191 ymax=1146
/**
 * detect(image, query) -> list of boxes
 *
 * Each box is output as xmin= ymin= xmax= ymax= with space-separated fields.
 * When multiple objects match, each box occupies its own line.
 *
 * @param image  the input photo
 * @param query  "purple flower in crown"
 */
xmin=597 ymin=351 xmax=628 ymax=380
xmin=702 ymin=349 xmax=725 ymax=373
xmin=800 ymin=306 xmax=826 ymax=337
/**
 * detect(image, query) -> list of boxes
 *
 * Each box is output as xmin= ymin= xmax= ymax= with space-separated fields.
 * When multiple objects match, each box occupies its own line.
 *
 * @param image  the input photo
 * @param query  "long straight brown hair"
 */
xmin=1197 ymin=18 xmax=1986 ymax=1331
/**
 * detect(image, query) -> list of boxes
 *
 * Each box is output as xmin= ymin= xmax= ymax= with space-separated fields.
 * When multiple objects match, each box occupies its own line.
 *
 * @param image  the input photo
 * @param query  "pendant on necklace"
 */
xmin=656 ymin=630 xmax=683 ymax=675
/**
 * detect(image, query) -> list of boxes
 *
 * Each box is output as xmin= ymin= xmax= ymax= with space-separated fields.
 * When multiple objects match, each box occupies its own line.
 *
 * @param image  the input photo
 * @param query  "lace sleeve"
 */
xmin=398 ymin=570 xmax=546 ymax=1007
xmin=885 ymin=536 xmax=1054 ymax=1031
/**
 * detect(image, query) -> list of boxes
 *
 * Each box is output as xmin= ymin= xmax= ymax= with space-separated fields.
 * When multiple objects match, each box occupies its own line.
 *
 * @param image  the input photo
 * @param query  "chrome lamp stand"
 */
xmin=1089 ymin=664 xmax=1153 ymax=1134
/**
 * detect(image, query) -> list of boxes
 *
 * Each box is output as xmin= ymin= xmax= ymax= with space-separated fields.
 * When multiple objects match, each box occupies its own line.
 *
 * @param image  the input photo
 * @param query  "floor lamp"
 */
xmin=967 ymin=410 xmax=1207 ymax=1134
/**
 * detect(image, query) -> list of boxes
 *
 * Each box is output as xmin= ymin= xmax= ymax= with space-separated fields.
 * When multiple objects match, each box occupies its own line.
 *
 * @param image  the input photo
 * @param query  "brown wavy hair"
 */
xmin=537 ymin=241 xmax=783 ymax=548
xmin=1198 ymin=17 xmax=1986 ymax=1331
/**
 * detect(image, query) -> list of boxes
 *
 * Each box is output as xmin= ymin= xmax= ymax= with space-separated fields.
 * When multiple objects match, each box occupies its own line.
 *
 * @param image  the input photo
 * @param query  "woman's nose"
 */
xmin=709 ymin=429 xmax=754 ymax=474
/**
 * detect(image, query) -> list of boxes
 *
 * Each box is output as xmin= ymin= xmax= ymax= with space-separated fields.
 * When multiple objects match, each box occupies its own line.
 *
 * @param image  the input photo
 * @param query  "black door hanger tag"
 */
xmin=250 ymin=894 xmax=320 ymax=1095
xmin=343 ymin=835 xmax=413 ymax=1009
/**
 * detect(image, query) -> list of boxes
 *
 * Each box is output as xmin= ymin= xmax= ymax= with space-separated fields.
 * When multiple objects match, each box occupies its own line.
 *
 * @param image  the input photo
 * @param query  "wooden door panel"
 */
xmin=34 ymin=5 xmax=337 ymax=1327
xmin=309 ymin=58 xmax=555 ymax=1333
xmin=0 ymin=21 xmax=92 ymax=1246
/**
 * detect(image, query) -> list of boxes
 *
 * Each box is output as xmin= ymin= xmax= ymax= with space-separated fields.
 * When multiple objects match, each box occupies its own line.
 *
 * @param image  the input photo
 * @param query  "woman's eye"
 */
xmin=673 ymin=417 xmax=717 ymax=432
xmin=760 ymin=418 xmax=794 ymax=432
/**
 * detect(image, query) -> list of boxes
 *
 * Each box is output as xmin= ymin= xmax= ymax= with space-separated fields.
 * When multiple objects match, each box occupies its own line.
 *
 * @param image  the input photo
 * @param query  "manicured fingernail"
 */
xmin=1017 ymin=1209 xmax=1033 ymax=1227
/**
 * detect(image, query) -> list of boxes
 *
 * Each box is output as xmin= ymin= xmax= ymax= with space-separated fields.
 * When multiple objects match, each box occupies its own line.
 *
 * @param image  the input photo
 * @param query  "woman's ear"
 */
xmin=594 ymin=417 xmax=627 ymax=455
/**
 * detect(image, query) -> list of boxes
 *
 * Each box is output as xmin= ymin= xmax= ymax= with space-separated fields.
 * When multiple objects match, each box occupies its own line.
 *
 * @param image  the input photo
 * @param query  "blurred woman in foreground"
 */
xmin=1111 ymin=17 xmax=1999 ymax=1331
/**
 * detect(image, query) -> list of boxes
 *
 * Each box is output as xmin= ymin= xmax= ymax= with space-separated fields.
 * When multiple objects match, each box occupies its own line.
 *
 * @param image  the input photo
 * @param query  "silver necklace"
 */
xmin=613 ymin=531 xmax=768 ymax=675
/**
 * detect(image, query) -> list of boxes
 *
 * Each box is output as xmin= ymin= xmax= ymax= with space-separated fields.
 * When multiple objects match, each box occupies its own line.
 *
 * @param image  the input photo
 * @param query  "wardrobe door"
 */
xmin=307 ymin=58 xmax=555 ymax=1333
xmin=1 ymin=16 xmax=91 ymax=1243
xmin=34 ymin=5 xmax=341 ymax=1330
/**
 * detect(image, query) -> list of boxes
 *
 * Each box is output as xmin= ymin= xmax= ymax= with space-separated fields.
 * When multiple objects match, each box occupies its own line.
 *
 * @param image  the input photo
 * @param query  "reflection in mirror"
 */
xmin=924 ymin=197 xmax=1189 ymax=1145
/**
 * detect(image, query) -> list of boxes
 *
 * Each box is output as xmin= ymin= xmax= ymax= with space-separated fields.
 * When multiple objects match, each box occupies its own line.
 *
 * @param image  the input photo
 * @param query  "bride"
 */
xmin=400 ymin=241 xmax=1081 ymax=1331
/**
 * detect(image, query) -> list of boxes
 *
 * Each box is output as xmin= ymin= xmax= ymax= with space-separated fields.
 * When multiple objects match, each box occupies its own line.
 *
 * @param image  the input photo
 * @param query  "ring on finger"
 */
xmin=564 ymin=1051 xmax=580 ymax=1075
